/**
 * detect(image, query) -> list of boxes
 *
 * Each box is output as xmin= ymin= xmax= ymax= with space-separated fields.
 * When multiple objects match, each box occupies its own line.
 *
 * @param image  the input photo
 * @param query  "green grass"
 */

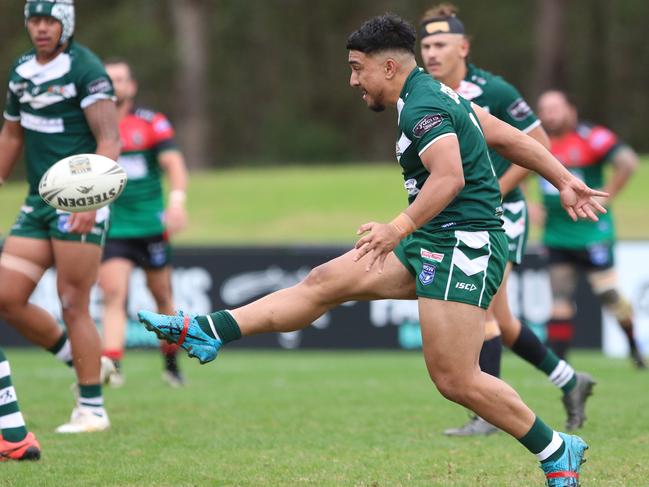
xmin=2 ymin=349 xmax=648 ymax=486
xmin=2 ymin=159 xmax=648 ymax=245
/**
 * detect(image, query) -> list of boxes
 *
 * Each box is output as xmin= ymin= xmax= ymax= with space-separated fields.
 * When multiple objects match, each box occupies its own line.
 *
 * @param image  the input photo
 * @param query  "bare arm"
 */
xmin=498 ymin=124 xmax=550 ymax=195
xmin=0 ymin=120 xmax=24 ymax=183
xmin=159 ymin=149 xmax=189 ymax=234
xmin=472 ymin=103 xmax=607 ymax=221
xmin=84 ymin=99 xmax=121 ymax=161
xmin=67 ymin=99 xmax=120 ymax=234
xmin=602 ymin=146 xmax=638 ymax=203
xmin=354 ymin=135 xmax=464 ymax=271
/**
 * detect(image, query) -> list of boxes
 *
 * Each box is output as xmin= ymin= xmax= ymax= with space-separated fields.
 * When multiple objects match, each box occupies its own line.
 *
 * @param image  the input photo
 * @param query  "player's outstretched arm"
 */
xmin=471 ymin=103 xmax=607 ymax=222
xmin=0 ymin=120 xmax=24 ymax=185
xmin=497 ymin=125 xmax=549 ymax=195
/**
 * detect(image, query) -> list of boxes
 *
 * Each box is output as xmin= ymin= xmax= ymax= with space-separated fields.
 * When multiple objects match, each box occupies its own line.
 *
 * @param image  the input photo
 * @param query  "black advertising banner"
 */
xmin=0 ymin=245 xmax=604 ymax=350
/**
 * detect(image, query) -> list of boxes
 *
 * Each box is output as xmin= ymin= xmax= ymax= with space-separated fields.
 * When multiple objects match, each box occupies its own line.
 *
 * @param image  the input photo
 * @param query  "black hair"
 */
xmin=103 ymin=56 xmax=136 ymax=81
xmin=346 ymin=13 xmax=416 ymax=55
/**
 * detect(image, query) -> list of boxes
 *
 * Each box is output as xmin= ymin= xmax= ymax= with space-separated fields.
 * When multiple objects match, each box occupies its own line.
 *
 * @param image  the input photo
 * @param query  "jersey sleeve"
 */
xmin=401 ymin=105 xmax=456 ymax=157
xmin=3 ymin=63 xmax=22 ymax=121
xmin=76 ymin=62 xmax=115 ymax=109
xmin=490 ymin=80 xmax=539 ymax=134
xmin=587 ymin=125 xmax=620 ymax=161
xmin=150 ymin=113 xmax=178 ymax=152
xmin=3 ymin=86 xmax=20 ymax=121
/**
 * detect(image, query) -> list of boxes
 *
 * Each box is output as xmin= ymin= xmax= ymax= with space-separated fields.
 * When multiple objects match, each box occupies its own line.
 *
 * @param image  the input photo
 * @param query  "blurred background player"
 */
xmin=0 ymin=0 xmax=119 ymax=432
xmin=0 ymin=348 xmax=40 ymax=461
xmin=419 ymin=3 xmax=594 ymax=436
xmin=536 ymin=89 xmax=645 ymax=368
xmin=99 ymin=58 xmax=188 ymax=387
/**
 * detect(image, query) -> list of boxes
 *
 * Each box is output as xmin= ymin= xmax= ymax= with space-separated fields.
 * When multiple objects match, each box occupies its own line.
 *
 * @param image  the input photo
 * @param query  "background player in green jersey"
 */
xmin=99 ymin=58 xmax=189 ymax=388
xmin=419 ymin=3 xmax=595 ymax=437
xmin=0 ymin=0 xmax=120 ymax=432
xmin=137 ymin=15 xmax=607 ymax=485
xmin=537 ymin=89 xmax=645 ymax=368
xmin=0 ymin=348 xmax=41 ymax=461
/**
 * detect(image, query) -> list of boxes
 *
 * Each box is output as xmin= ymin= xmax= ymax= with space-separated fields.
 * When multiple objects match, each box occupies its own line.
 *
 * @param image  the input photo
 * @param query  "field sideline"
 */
xmin=1 ymin=349 xmax=648 ymax=486
xmin=1 ymin=159 xmax=648 ymax=245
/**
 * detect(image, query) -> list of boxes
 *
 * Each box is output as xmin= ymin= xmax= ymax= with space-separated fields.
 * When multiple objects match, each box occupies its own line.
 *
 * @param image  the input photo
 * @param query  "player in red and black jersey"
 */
xmin=537 ymin=90 xmax=645 ymax=368
xmin=99 ymin=58 xmax=189 ymax=387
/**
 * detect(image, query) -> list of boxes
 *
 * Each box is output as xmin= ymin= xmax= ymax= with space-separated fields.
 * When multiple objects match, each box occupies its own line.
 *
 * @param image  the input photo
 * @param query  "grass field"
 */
xmin=2 ymin=349 xmax=648 ymax=486
xmin=1 ymin=159 xmax=648 ymax=245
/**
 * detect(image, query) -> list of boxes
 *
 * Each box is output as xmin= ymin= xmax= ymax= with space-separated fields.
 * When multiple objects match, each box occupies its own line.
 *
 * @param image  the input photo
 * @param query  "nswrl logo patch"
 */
xmin=418 ymin=263 xmax=436 ymax=286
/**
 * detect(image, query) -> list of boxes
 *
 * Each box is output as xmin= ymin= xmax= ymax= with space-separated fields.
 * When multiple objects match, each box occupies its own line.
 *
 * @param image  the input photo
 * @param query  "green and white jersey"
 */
xmin=3 ymin=40 xmax=114 ymax=196
xmin=456 ymin=64 xmax=540 ymax=202
xmin=396 ymin=67 xmax=503 ymax=233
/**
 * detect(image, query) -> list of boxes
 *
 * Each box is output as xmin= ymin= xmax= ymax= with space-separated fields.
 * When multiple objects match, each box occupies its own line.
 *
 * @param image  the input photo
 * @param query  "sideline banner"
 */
xmin=0 ymin=244 xmax=647 ymax=355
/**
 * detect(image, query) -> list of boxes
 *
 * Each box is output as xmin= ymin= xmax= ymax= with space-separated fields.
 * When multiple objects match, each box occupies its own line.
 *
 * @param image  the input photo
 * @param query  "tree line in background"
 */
xmin=1 ymin=0 xmax=647 ymax=169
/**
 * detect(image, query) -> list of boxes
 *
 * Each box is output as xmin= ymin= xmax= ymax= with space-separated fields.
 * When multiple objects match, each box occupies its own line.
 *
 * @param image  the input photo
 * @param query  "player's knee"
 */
xmin=303 ymin=262 xmax=339 ymax=298
xmin=58 ymin=288 xmax=91 ymax=323
xmin=598 ymin=289 xmax=633 ymax=322
xmin=429 ymin=371 xmax=471 ymax=403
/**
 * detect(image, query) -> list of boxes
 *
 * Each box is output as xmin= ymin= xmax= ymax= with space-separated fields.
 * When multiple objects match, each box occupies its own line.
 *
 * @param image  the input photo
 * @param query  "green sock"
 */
xmin=518 ymin=416 xmax=565 ymax=463
xmin=538 ymin=352 xmax=577 ymax=393
xmin=196 ymin=310 xmax=242 ymax=344
xmin=0 ymin=349 xmax=28 ymax=443
xmin=47 ymin=331 xmax=74 ymax=367
xmin=78 ymin=384 xmax=104 ymax=411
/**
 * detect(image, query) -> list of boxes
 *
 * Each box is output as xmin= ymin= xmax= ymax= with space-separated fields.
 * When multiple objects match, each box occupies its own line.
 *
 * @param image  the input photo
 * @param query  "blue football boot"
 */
xmin=541 ymin=433 xmax=588 ymax=486
xmin=138 ymin=310 xmax=221 ymax=364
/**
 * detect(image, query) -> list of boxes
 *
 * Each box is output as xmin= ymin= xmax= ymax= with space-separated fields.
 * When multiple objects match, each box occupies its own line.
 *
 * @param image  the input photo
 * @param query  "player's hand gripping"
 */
xmin=354 ymin=221 xmax=402 ymax=273
xmin=68 ymin=210 xmax=97 ymax=234
xmin=559 ymin=175 xmax=608 ymax=222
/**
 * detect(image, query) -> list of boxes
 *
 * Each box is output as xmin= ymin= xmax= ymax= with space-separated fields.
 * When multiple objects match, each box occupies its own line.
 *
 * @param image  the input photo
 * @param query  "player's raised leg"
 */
xmin=53 ymin=240 xmax=109 ymax=433
xmin=0 ymin=349 xmax=41 ymax=461
xmin=146 ymin=266 xmax=185 ymax=386
xmin=0 ymin=237 xmax=75 ymax=368
xmin=98 ymin=257 xmax=134 ymax=387
xmin=138 ymin=249 xmax=416 ymax=362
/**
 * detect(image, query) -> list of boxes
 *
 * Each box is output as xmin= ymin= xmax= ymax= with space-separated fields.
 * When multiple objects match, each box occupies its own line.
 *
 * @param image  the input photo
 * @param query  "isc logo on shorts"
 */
xmin=455 ymin=282 xmax=478 ymax=292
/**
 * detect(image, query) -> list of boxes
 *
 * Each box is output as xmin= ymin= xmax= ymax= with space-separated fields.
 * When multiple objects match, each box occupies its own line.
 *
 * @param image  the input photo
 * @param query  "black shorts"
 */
xmin=102 ymin=234 xmax=171 ymax=269
xmin=546 ymin=243 xmax=614 ymax=271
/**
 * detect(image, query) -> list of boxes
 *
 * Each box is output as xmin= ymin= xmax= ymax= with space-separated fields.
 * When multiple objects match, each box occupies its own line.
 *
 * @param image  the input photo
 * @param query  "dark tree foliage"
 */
xmin=0 ymin=0 xmax=646 ymax=168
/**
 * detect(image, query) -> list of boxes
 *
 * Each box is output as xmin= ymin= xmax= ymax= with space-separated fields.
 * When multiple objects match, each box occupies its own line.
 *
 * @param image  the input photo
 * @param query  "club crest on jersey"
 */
xmin=419 ymin=263 xmax=436 ymax=286
xmin=420 ymin=249 xmax=444 ymax=263
xmin=507 ymin=98 xmax=532 ymax=121
xmin=404 ymin=178 xmax=420 ymax=196
xmin=413 ymin=114 xmax=443 ymax=138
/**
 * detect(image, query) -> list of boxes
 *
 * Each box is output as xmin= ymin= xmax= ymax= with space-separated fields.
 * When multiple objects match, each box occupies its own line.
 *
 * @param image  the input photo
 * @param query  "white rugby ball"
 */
xmin=39 ymin=154 xmax=127 ymax=213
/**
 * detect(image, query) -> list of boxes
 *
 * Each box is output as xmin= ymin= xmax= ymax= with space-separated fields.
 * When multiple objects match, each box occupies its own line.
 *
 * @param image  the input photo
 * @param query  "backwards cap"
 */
xmin=25 ymin=0 xmax=75 ymax=45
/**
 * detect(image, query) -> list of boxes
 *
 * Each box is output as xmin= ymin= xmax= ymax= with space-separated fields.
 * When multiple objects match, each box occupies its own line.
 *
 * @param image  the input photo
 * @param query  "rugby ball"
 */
xmin=39 ymin=154 xmax=127 ymax=212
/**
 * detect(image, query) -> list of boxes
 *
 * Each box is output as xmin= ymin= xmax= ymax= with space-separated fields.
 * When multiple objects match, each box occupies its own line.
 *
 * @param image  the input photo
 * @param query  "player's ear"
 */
xmin=384 ymin=58 xmax=397 ymax=80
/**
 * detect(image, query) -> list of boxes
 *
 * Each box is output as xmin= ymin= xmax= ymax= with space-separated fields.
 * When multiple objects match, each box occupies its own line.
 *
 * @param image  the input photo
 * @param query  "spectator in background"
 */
xmin=99 ymin=58 xmax=189 ymax=388
xmin=536 ymin=90 xmax=645 ymax=368
xmin=0 ymin=0 xmax=118 ymax=433
xmin=419 ymin=2 xmax=594 ymax=436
